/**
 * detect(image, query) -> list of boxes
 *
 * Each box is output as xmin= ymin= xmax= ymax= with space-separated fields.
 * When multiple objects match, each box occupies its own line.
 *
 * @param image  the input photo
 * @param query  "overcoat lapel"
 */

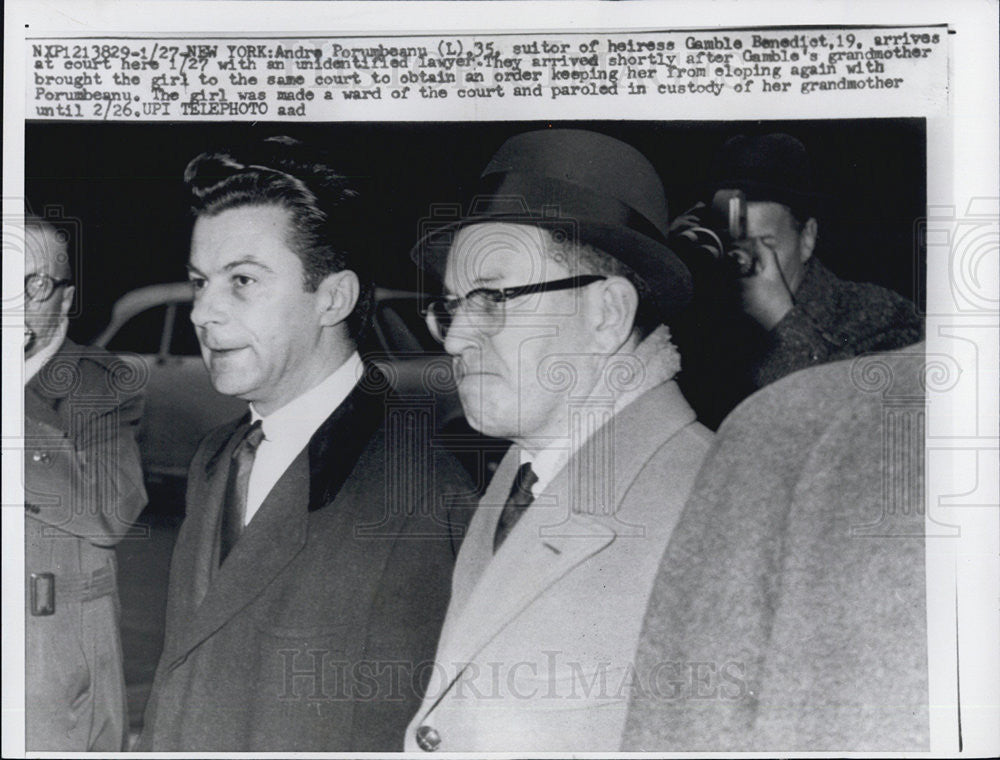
xmin=304 ymin=371 xmax=386 ymax=513
xmin=186 ymin=415 xmax=247 ymax=613
xmin=575 ymin=379 xmax=695 ymax=521
xmin=446 ymin=450 xmax=518 ymax=614
xmin=164 ymin=369 xmax=388 ymax=669
xmin=167 ymin=453 xmax=310 ymax=668
xmin=24 ymin=340 xmax=81 ymax=432
xmin=440 ymin=491 xmax=615 ymax=673
xmin=425 ymin=380 xmax=697 ymax=711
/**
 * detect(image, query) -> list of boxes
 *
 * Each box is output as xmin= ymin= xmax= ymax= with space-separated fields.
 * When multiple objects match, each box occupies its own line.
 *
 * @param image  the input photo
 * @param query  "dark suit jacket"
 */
xmin=140 ymin=374 xmax=475 ymax=752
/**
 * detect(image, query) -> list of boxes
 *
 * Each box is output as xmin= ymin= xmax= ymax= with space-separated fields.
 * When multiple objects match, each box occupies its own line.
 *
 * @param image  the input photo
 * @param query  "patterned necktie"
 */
xmin=220 ymin=420 xmax=265 ymax=565
xmin=493 ymin=462 xmax=538 ymax=553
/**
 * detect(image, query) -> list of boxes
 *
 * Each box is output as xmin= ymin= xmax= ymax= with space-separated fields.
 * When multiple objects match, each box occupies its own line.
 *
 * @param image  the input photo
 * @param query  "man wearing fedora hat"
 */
xmin=698 ymin=133 xmax=922 ymax=395
xmin=404 ymin=129 xmax=712 ymax=752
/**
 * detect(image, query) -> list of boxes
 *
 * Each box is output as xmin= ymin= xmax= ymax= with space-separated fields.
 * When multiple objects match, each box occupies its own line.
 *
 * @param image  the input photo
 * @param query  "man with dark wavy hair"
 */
xmin=140 ymin=137 xmax=472 ymax=752
xmin=24 ymin=215 xmax=147 ymax=751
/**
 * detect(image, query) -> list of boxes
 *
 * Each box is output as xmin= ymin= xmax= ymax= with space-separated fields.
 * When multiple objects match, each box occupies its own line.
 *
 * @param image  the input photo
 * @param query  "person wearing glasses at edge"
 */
xmin=23 ymin=215 xmax=147 ymax=751
xmin=404 ymin=129 xmax=713 ymax=753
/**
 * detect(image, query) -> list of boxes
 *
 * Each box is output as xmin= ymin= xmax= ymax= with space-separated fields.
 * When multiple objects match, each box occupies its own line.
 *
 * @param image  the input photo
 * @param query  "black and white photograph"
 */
xmin=4 ymin=1 xmax=998 ymax=757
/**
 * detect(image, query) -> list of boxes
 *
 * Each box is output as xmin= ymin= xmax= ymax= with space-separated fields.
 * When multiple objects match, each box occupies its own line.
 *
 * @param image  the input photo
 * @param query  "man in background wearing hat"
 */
xmin=677 ymin=133 xmax=922 ymax=426
xmin=621 ymin=135 xmax=930 ymax=751
xmin=404 ymin=129 xmax=712 ymax=752
xmin=24 ymin=215 xmax=147 ymax=751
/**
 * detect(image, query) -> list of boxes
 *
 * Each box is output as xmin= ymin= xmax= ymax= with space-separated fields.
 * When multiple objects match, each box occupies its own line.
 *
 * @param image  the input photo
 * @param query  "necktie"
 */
xmin=220 ymin=420 xmax=265 ymax=565
xmin=493 ymin=462 xmax=538 ymax=553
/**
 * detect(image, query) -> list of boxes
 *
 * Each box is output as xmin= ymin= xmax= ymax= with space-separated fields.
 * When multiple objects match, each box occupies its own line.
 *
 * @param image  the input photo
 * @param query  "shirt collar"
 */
xmin=518 ymin=444 xmax=570 ymax=498
xmin=250 ymin=351 xmax=363 ymax=444
xmin=514 ymin=325 xmax=683 ymax=498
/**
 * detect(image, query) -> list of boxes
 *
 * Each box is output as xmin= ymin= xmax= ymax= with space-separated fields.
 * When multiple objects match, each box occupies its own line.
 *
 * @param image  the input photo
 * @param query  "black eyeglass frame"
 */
xmin=426 ymin=274 xmax=607 ymax=342
xmin=25 ymin=274 xmax=73 ymax=303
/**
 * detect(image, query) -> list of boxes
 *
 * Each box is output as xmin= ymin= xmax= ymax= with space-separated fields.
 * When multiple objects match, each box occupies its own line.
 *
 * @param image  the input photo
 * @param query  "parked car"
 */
xmin=93 ymin=282 xmax=485 ymax=484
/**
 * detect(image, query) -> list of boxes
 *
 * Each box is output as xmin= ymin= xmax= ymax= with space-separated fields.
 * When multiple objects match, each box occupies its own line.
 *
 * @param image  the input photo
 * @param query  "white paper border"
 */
xmin=4 ymin=2 xmax=997 ymax=757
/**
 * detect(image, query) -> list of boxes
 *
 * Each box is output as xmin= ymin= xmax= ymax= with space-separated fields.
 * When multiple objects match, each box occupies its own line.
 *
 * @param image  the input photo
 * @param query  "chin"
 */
xmin=458 ymin=377 xmax=522 ymax=436
xmin=208 ymin=372 xmax=255 ymax=401
xmin=459 ymin=398 xmax=514 ymax=440
xmin=467 ymin=416 xmax=514 ymax=441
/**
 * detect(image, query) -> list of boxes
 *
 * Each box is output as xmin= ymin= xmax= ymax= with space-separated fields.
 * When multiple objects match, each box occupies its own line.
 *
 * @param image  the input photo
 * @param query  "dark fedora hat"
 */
xmin=707 ymin=132 xmax=824 ymax=218
xmin=411 ymin=129 xmax=692 ymax=316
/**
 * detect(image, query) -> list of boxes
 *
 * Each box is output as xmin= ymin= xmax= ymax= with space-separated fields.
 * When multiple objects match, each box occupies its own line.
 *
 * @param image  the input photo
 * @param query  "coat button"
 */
xmin=415 ymin=724 xmax=441 ymax=751
xmin=32 ymin=451 xmax=51 ymax=464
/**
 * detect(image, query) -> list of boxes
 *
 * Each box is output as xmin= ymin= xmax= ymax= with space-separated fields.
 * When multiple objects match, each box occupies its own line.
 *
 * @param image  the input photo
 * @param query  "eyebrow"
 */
xmin=186 ymin=257 xmax=275 ymax=276
xmin=445 ymin=274 xmax=503 ymax=297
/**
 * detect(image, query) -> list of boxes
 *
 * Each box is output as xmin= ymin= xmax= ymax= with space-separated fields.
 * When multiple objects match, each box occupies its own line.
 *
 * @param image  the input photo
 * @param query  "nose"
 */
xmin=189 ymin=282 xmax=227 ymax=329
xmin=441 ymin=305 xmax=483 ymax=357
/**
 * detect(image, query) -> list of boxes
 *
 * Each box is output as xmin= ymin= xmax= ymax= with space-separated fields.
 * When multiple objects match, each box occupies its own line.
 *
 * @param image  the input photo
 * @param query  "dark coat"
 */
xmin=139 ymin=375 xmax=475 ymax=752
xmin=749 ymin=257 xmax=924 ymax=387
xmin=25 ymin=339 xmax=147 ymax=751
xmin=677 ymin=258 xmax=923 ymax=428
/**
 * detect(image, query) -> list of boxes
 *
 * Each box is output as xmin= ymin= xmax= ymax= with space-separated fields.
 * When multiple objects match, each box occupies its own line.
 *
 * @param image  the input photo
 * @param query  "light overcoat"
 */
xmin=25 ymin=340 xmax=147 ymax=751
xmin=404 ymin=380 xmax=712 ymax=752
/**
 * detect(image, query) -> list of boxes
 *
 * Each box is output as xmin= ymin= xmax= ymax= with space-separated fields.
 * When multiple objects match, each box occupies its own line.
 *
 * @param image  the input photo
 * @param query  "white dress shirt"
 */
xmin=518 ymin=444 xmax=569 ymax=500
xmin=244 ymin=351 xmax=363 ymax=526
xmin=517 ymin=398 xmax=621 ymax=498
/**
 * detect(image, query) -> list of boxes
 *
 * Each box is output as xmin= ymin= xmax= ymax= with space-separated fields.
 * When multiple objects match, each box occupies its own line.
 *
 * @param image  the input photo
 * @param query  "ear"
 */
xmin=315 ymin=270 xmax=360 ymax=327
xmin=592 ymin=276 xmax=639 ymax=351
xmin=799 ymin=217 xmax=818 ymax=263
xmin=59 ymin=285 xmax=75 ymax=320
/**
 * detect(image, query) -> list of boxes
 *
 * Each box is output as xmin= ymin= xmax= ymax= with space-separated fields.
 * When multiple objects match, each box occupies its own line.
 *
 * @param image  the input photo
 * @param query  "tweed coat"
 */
xmin=404 ymin=380 xmax=712 ymax=753
xmin=679 ymin=258 xmax=923 ymax=429
xmin=623 ymin=345 xmax=929 ymax=751
xmin=25 ymin=339 xmax=147 ymax=751
xmin=750 ymin=258 xmax=924 ymax=388
xmin=139 ymin=373 xmax=475 ymax=752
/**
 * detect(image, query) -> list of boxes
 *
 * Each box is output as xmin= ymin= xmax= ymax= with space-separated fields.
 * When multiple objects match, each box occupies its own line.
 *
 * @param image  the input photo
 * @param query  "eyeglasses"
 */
xmin=25 ymin=274 xmax=72 ymax=303
xmin=426 ymin=274 xmax=606 ymax=342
